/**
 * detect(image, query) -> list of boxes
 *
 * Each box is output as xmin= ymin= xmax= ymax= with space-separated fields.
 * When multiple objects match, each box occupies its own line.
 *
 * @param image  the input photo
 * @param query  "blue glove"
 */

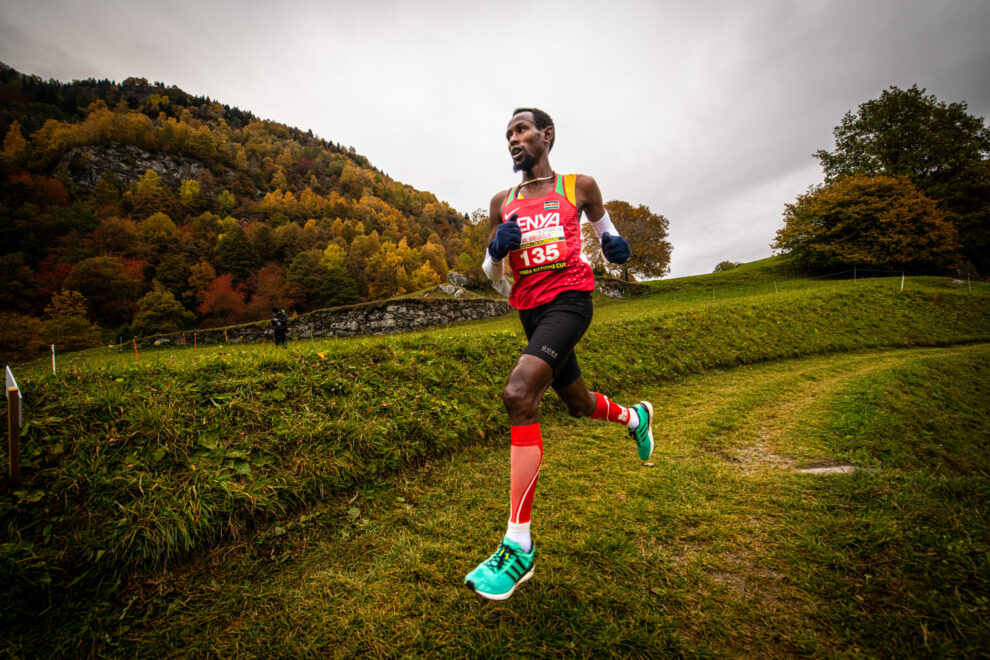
xmin=488 ymin=213 xmax=521 ymax=260
xmin=602 ymin=232 xmax=630 ymax=263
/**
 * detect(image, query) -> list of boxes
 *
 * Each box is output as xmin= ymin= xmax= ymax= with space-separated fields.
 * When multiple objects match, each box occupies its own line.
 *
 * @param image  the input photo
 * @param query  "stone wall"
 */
xmin=142 ymin=296 xmax=512 ymax=348
xmin=595 ymin=278 xmax=651 ymax=298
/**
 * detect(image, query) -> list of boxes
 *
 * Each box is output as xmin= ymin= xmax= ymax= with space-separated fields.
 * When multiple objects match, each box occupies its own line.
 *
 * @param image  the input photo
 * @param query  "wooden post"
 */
xmin=182 ymin=331 xmax=186 ymax=346
xmin=8 ymin=386 xmax=20 ymax=486
xmin=224 ymin=328 xmax=229 ymax=344
xmin=133 ymin=337 xmax=139 ymax=362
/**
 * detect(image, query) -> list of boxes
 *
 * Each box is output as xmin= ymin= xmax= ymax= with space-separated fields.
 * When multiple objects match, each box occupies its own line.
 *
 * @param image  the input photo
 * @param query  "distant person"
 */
xmin=271 ymin=308 xmax=288 ymax=347
xmin=464 ymin=108 xmax=654 ymax=601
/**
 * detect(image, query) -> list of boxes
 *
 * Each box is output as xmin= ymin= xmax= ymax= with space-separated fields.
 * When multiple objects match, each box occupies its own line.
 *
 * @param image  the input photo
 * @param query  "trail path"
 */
xmin=127 ymin=343 xmax=990 ymax=657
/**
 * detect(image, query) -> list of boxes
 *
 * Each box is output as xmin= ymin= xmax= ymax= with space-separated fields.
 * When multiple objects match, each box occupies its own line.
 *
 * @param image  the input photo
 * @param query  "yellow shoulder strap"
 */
xmin=564 ymin=174 xmax=578 ymax=207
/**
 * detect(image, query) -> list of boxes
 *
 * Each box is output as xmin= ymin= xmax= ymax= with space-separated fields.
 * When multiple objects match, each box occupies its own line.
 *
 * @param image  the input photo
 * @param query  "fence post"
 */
xmin=133 ymin=337 xmax=139 ymax=362
xmin=51 ymin=344 xmax=56 ymax=376
xmin=901 ymin=271 xmax=905 ymax=292
xmin=8 ymin=385 xmax=20 ymax=486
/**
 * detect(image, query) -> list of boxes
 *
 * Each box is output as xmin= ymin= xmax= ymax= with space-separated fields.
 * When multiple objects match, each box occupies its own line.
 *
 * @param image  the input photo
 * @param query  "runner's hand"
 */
xmin=488 ymin=214 xmax=521 ymax=260
xmin=602 ymin=232 xmax=630 ymax=263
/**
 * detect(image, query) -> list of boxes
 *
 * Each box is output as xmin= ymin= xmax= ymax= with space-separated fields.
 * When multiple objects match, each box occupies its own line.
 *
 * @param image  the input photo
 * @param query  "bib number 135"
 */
xmin=519 ymin=243 xmax=559 ymax=266
xmin=511 ymin=238 xmax=568 ymax=275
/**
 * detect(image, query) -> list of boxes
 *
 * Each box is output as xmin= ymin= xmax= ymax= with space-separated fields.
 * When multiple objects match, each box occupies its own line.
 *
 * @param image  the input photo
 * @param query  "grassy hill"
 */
xmin=2 ymin=262 xmax=989 ymax=656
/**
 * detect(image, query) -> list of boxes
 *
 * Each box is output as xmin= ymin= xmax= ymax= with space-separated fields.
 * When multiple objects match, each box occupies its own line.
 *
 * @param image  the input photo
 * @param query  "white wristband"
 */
xmin=482 ymin=249 xmax=504 ymax=281
xmin=589 ymin=211 xmax=619 ymax=240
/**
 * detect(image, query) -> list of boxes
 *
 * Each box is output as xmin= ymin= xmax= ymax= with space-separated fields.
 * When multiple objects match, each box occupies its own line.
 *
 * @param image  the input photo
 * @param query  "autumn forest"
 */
xmin=0 ymin=64 xmax=501 ymax=358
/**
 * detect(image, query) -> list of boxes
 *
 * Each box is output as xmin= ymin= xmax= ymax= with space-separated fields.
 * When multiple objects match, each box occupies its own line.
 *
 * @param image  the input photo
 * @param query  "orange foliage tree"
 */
xmin=197 ymin=274 xmax=247 ymax=327
xmin=581 ymin=201 xmax=672 ymax=282
xmin=773 ymin=175 xmax=961 ymax=271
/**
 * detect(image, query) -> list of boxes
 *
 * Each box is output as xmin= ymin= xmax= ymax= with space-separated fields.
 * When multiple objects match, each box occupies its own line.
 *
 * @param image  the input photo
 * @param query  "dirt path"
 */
xmin=93 ymin=344 xmax=990 ymax=656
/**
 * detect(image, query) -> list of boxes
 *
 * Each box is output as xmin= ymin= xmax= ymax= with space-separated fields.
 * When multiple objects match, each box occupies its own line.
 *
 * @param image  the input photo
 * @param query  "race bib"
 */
xmin=510 ymin=225 xmax=569 ymax=276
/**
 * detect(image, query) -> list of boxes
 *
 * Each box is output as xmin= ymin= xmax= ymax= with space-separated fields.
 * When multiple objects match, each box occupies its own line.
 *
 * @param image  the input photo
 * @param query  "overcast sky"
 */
xmin=1 ymin=0 xmax=988 ymax=278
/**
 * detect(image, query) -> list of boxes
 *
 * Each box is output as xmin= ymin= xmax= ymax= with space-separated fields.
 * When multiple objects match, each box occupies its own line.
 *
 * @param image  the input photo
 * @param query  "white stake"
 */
xmin=900 ymin=272 xmax=905 ymax=292
xmin=51 ymin=344 xmax=56 ymax=376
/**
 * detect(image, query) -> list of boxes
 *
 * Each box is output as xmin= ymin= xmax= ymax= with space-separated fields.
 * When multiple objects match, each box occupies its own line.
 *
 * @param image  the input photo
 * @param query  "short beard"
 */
xmin=512 ymin=152 xmax=537 ymax=173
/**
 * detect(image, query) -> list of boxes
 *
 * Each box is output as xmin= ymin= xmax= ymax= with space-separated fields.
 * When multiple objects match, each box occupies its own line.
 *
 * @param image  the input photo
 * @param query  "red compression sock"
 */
xmin=509 ymin=423 xmax=543 ymax=526
xmin=590 ymin=392 xmax=632 ymax=425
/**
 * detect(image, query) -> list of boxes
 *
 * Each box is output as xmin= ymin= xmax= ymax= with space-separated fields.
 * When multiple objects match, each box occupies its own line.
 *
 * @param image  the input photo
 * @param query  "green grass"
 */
xmin=7 ymin=345 xmax=987 ymax=657
xmin=2 ymin=268 xmax=989 ymax=656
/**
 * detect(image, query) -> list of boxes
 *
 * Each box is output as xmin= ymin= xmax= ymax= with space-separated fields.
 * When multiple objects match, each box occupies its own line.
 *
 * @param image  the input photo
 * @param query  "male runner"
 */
xmin=464 ymin=108 xmax=654 ymax=601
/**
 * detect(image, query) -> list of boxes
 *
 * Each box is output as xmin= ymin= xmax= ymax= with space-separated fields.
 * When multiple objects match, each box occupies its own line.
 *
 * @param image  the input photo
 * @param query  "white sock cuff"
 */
xmin=626 ymin=407 xmax=640 ymax=429
xmin=506 ymin=520 xmax=531 ymax=534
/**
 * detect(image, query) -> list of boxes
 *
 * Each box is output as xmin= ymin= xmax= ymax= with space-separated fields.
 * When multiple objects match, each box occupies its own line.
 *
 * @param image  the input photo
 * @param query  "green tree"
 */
xmin=154 ymin=253 xmax=191 ymax=298
xmin=179 ymin=179 xmax=205 ymax=215
xmin=138 ymin=212 xmax=179 ymax=263
xmin=246 ymin=222 xmax=278 ymax=264
xmin=62 ymin=256 xmax=140 ymax=325
xmin=185 ymin=261 xmax=216 ymax=308
xmin=217 ymin=189 xmax=237 ymax=216
xmin=191 ymin=211 xmax=222 ymax=261
xmin=43 ymin=290 xmax=101 ymax=351
xmin=816 ymin=85 xmax=990 ymax=273
xmin=286 ymin=249 xmax=332 ymax=310
xmin=0 ymin=252 xmax=36 ymax=312
xmin=127 ymin=169 xmax=171 ymax=217
xmin=131 ymin=289 xmax=196 ymax=336
xmin=215 ymin=224 xmax=260 ymax=282
xmin=773 ymin=175 xmax=960 ymax=271
xmin=325 ymin=267 xmax=360 ymax=307
xmin=713 ymin=261 xmax=740 ymax=273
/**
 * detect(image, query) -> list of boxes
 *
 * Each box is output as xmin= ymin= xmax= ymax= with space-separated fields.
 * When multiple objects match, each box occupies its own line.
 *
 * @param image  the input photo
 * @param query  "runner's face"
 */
xmin=506 ymin=113 xmax=546 ymax=172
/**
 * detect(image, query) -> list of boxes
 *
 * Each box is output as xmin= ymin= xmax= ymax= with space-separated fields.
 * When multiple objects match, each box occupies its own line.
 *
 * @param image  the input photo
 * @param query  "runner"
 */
xmin=464 ymin=108 xmax=655 ymax=601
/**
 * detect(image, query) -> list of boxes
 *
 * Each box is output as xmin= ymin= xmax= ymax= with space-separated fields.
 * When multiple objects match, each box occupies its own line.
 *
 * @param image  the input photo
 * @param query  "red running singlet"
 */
xmin=502 ymin=173 xmax=595 ymax=310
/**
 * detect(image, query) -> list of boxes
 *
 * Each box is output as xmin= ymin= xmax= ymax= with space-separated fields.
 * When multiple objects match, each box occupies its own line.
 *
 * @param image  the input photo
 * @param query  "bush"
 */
xmin=0 ymin=312 xmax=46 ymax=363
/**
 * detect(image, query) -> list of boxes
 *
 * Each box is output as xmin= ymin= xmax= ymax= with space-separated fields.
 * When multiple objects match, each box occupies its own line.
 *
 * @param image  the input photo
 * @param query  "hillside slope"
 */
xmin=1 ymin=274 xmax=988 ymax=628
xmin=0 ymin=63 xmax=489 ymax=349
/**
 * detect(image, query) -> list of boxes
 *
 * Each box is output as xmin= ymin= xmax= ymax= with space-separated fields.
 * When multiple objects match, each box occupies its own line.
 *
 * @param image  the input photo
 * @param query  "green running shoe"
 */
xmin=629 ymin=401 xmax=654 ymax=460
xmin=464 ymin=537 xmax=535 ymax=601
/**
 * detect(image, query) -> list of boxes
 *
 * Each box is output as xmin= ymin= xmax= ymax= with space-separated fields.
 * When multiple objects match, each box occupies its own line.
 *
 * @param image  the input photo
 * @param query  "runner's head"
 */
xmin=508 ymin=108 xmax=555 ymax=172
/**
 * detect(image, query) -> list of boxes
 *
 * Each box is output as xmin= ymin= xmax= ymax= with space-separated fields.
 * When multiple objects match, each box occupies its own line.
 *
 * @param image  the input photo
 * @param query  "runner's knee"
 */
xmin=502 ymin=382 xmax=539 ymax=420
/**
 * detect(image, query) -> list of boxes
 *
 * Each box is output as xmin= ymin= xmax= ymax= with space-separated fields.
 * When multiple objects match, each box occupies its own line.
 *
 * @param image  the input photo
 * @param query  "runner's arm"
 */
xmin=576 ymin=175 xmax=630 ymax=263
xmin=483 ymin=190 xmax=508 ymax=281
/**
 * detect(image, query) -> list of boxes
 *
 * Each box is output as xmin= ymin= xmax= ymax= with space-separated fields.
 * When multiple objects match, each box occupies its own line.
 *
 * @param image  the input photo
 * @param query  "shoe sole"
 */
xmin=467 ymin=565 xmax=535 ymax=601
xmin=637 ymin=401 xmax=654 ymax=461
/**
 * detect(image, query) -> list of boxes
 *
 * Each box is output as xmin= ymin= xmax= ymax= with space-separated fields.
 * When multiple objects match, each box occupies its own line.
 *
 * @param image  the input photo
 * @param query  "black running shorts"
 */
xmin=518 ymin=290 xmax=593 ymax=390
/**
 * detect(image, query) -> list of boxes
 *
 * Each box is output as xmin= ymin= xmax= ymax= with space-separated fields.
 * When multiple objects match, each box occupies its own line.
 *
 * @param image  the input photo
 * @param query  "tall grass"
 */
xmin=1 ymin=274 xmax=988 ymax=636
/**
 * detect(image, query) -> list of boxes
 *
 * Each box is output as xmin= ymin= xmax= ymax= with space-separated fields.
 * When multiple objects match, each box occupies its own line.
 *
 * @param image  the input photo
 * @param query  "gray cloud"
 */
xmin=1 ymin=0 xmax=987 ymax=277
